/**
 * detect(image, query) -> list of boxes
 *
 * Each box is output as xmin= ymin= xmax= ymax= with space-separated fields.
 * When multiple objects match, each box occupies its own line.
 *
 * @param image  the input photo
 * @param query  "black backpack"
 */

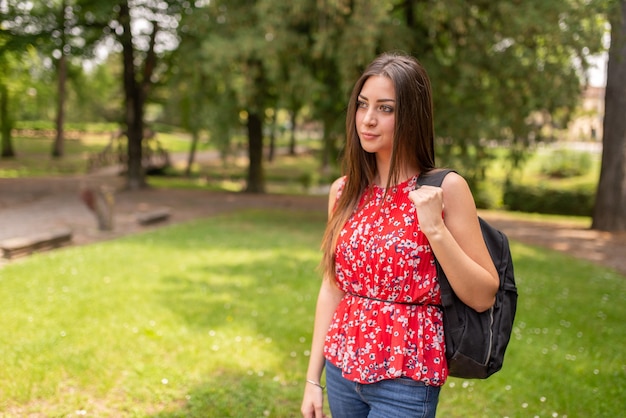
xmin=417 ymin=169 xmax=518 ymax=379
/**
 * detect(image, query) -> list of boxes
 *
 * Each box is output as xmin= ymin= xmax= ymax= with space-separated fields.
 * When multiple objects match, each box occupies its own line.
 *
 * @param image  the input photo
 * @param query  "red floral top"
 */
xmin=324 ymin=175 xmax=447 ymax=386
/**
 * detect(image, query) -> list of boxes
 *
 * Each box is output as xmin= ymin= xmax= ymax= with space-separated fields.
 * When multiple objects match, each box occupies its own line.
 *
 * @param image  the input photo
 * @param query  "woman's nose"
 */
xmin=363 ymin=109 xmax=376 ymax=126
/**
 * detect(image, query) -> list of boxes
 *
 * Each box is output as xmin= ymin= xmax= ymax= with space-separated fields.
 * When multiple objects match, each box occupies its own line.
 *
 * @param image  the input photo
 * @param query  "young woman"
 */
xmin=301 ymin=52 xmax=499 ymax=418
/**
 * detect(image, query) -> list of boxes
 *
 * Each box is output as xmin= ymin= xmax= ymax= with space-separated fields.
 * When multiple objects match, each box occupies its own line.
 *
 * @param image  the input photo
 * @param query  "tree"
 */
xmin=592 ymin=0 xmax=626 ymax=231
xmin=395 ymin=1 xmax=607 ymax=184
xmin=1 ymin=0 xmax=86 ymax=158
xmin=0 ymin=41 xmax=39 ymax=158
xmin=176 ymin=1 xmax=279 ymax=193
xmin=74 ymin=0 xmax=191 ymax=189
xmin=0 ymin=83 xmax=14 ymax=158
xmin=51 ymin=0 xmax=71 ymax=158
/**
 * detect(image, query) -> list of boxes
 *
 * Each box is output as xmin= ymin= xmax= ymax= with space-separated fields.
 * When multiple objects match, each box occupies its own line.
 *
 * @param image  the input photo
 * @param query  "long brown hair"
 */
xmin=320 ymin=52 xmax=436 ymax=280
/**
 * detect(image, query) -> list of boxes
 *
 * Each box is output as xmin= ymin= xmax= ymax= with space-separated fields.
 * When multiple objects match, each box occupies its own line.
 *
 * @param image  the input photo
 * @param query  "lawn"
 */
xmin=0 ymin=208 xmax=624 ymax=417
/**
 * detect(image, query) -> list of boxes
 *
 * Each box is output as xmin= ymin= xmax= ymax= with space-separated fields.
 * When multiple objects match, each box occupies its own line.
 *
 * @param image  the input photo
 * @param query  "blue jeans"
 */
xmin=325 ymin=360 xmax=440 ymax=418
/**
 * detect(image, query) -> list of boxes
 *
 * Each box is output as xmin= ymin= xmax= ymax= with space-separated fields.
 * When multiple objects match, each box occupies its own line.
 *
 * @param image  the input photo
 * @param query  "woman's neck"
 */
xmin=374 ymin=166 xmax=420 ymax=188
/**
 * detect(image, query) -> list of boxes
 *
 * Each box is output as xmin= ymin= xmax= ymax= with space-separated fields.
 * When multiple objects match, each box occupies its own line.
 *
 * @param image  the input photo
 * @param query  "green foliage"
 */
xmin=499 ymin=146 xmax=600 ymax=215
xmin=3 ymin=0 xmax=612 ymax=189
xmin=503 ymin=182 xmax=596 ymax=216
xmin=540 ymin=149 xmax=593 ymax=178
xmin=0 ymin=210 xmax=624 ymax=416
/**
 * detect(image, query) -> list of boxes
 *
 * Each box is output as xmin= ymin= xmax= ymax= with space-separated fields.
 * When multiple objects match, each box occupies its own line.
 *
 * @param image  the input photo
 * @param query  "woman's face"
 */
xmin=355 ymin=75 xmax=396 ymax=159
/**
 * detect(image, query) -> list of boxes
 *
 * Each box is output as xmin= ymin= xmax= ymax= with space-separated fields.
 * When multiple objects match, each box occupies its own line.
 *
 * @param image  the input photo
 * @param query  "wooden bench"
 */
xmin=136 ymin=207 xmax=171 ymax=226
xmin=0 ymin=228 xmax=73 ymax=260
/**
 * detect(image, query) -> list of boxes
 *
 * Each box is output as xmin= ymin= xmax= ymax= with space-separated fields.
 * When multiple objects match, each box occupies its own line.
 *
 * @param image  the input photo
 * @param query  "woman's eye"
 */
xmin=357 ymin=100 xmax=368 ymax=108
xmin=380 ymin=105 xmax=394 ymax=113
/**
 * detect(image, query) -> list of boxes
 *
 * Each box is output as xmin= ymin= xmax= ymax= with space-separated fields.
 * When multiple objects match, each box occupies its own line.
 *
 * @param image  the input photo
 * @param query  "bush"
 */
xmin=540 ymin=149 xmax=592 ymax=178
xmin=503 ymin=182 xmax=595 ymax=216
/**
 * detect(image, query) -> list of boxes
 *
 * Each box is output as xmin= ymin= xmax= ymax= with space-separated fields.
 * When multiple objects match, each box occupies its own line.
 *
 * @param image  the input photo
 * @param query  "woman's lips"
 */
xmin=359 ymin=132 xmax=378 ymax=140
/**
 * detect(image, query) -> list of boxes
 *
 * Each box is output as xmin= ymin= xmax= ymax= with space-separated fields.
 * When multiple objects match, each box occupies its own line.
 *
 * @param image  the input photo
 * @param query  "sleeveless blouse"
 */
xmin=323 ymin=175 xmax=448 ymax=386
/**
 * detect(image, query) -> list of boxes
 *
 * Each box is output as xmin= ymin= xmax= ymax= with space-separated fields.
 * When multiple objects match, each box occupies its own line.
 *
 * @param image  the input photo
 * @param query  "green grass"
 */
xmin=0 ymin=135 xmax=111 ymax=177
xmin=0 ymin=209 xmax=624 ymax=417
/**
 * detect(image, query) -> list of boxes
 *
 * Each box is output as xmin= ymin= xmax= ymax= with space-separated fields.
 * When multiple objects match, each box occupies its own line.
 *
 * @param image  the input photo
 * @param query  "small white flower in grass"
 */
xmin=303 ymin=350 xmax=311 ymax=356
xmin=263 ymin=410 xmax=270 ymax=417
xmin=60 ymin=331 xmax=66 ymax=337
xmin=257 ymin=371 xmax=264 ymax=376
xmin=552 ymin=413 xmax=559 ymax=417
xmin=594 ymin=369 xmax=600 ymax=375
xmin=540 ymin=396 xmax=546 ymax=402
xmin=162 ymin=378 xmax=169 ymax=385
xmin=208 ymin=330 xmax=216 ymax=337
xmin=521 ymin=403 xmax=528 ymax=408
xmin=290 ymin=351 xmax=297 ymax=358
xmin=75 ymin=410 xmax=87 ymax=416
xmin=504 ymin=385 xmax=511 ymax=391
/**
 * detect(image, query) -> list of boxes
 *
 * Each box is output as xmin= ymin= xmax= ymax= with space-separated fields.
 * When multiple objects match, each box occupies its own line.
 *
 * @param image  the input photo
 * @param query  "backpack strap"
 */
xmin=416 ymin=169 xmax=463 ymax=327
xmin=416 ymin=168 xmax=456 ymax=188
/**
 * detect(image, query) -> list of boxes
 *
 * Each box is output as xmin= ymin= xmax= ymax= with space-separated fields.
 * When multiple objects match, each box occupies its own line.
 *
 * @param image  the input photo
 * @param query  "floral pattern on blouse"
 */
xmin=324 ymin=175 xmax=447 ymax=386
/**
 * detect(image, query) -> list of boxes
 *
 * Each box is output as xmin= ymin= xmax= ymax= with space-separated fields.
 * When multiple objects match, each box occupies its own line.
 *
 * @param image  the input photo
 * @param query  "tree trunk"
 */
xmin=268 ymin=109 xmax=277 ymax=163
xmin=52 ymin=49 xmax=66 ymax=158
xmin=185 ymin=129 xmax=199 ymax=177
xmin=52 ymin=0 xmax=67 ymax=159
xmin=245 ymin=112 xmax=265 ymax=193
xmin=119 ymin=1 xmax=146 ymax=190
xmin=592 ymin=0 xmax=626 ymax=231
xmin=288 ymin=109 xmax=297 ymax=156
xmin=0 ymin=83 xmax=15 ymax=158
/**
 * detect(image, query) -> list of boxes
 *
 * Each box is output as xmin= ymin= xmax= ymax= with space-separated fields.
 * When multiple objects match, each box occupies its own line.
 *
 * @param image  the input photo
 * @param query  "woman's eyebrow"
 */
xmin=358 ymin=94 xmax=396 ymax=103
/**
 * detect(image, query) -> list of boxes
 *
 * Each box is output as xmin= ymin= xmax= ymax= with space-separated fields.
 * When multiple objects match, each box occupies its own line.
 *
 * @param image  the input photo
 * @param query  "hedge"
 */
xmin=503 ymin=182 xmax=595 ymax=216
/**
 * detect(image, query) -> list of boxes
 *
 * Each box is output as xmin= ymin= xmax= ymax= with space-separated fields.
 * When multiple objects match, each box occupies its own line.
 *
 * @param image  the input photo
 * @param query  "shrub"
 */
xmin=540 ymin=149 xmax=592 ymax=178
xmin=503 ymin=182 xmax=595 ymax=216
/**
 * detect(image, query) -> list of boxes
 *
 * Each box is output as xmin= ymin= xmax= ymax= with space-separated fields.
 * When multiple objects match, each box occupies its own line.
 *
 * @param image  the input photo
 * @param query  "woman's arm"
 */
xmin=301 ymin=278 xmax=344 ymax=418
xmin=301 ymin=178 xmax=346 ymax=418
xmin=409 ymin=172 xmax=498 ymax=312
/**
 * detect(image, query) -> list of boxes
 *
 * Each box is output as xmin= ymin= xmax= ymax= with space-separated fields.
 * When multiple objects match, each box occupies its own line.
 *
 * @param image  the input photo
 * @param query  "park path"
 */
xmin=1 ymin=164 xmax=625 ymax=275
